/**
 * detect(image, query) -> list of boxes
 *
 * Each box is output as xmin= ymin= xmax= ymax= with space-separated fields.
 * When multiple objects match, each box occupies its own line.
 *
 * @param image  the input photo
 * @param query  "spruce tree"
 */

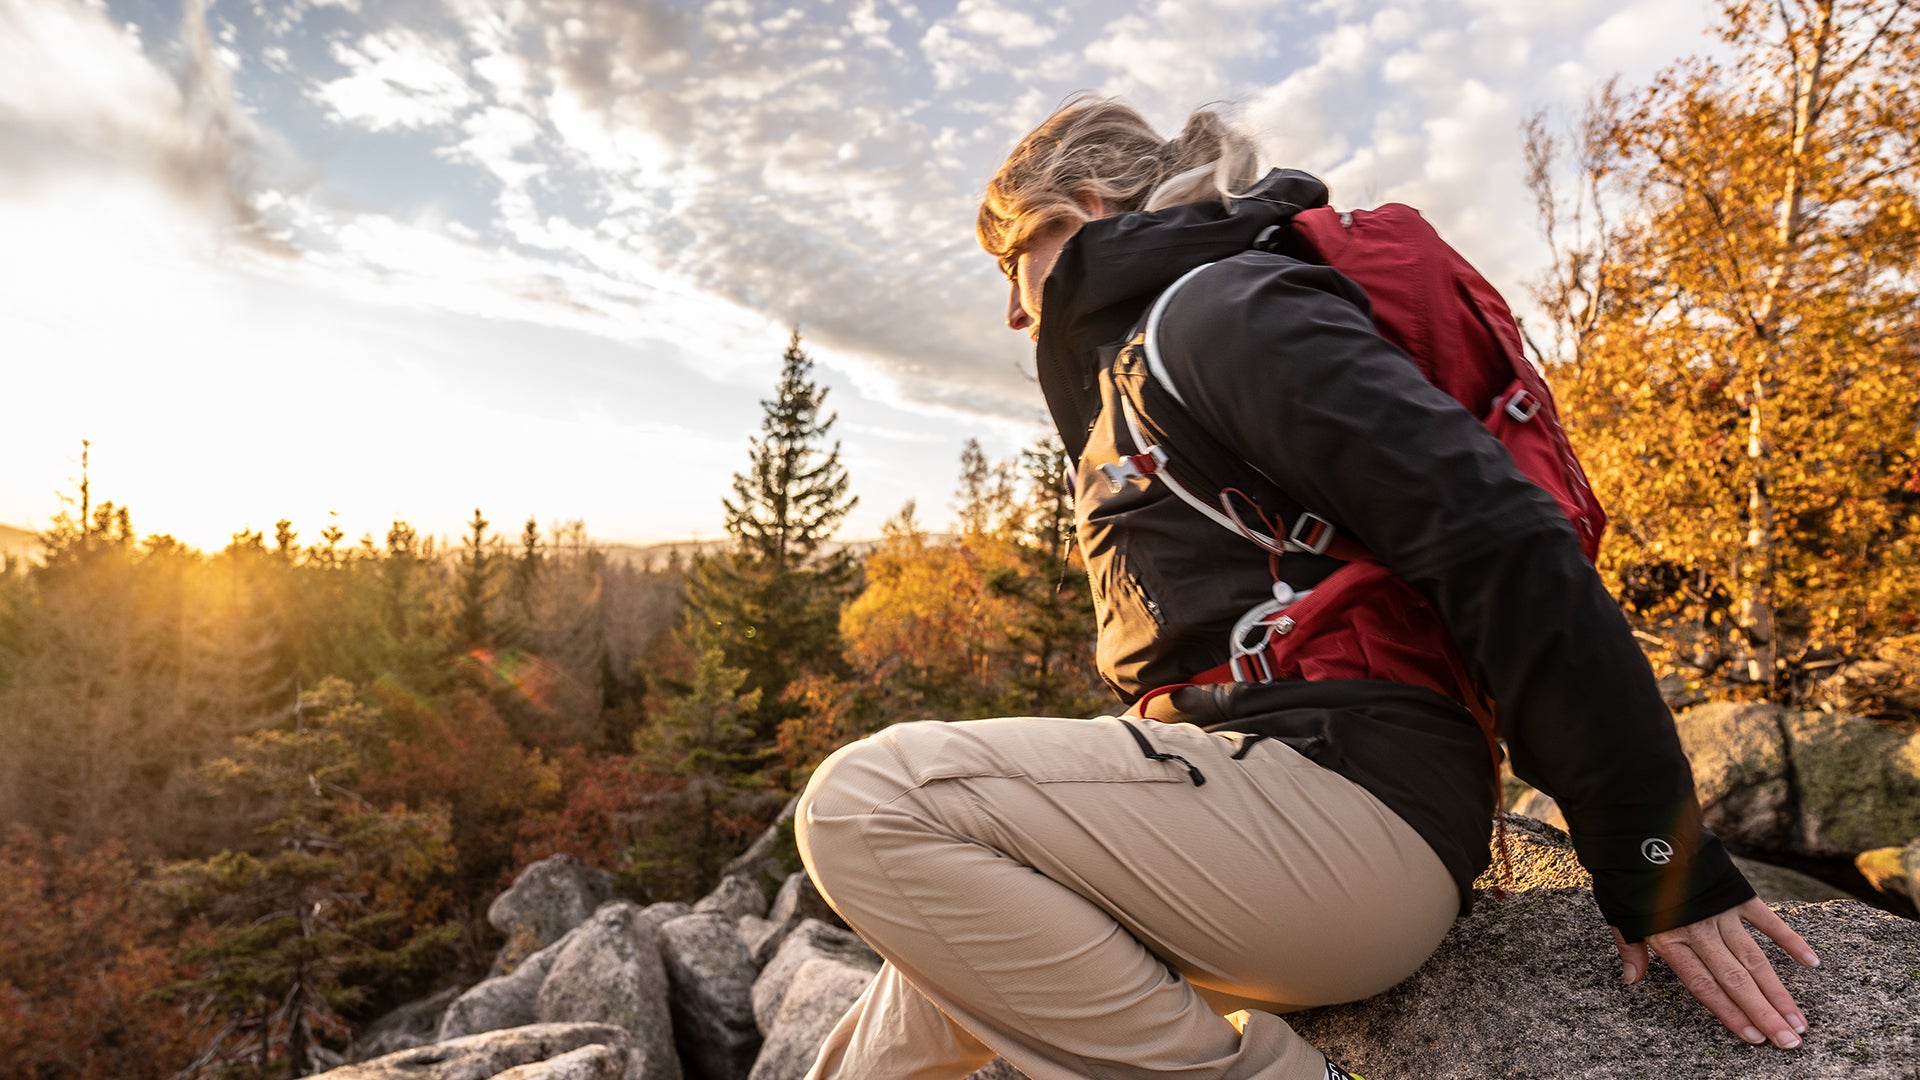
xmin=454 ymin=508 xmax=496 ymax=651
xmin=683 ymin=329 xmax=858 ymax=736
xmin=721 ymin=329 xmax=857 ymax=571
xmin=156 ymin=680 xmax=458 ymax=1076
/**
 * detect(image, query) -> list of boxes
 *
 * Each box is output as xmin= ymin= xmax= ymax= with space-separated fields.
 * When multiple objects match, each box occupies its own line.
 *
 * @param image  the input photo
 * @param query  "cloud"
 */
xmin=1238 ymin=0 xmax=1712 ymax=311
xmin=313 ymin=26 xmax=481 ymax=132
xmin=1084 ymin=0 xmax=1277 ymax=109
xmin=0 ymin=0 xmax=260 ymax=232
xmin=6 ymin=0 xmax=1724 ymax=446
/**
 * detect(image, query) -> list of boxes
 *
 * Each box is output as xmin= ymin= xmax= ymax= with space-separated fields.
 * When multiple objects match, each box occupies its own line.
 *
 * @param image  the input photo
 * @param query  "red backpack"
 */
xmin=1114 ymin=204 xmax=1606 ymax=740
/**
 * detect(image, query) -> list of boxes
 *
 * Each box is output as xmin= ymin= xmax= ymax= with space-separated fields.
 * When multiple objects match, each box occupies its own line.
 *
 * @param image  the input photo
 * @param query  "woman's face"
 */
xmin=1002 ymin=196 xmax=1105 ymax=341
xmin=1002 ymin=221 xmax=1074 ymax=341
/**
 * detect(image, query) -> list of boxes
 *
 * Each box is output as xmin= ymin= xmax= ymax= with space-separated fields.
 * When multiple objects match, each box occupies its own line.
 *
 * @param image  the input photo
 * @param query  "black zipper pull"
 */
xmin=1118 ymin=720 xmax=1207 ymax=787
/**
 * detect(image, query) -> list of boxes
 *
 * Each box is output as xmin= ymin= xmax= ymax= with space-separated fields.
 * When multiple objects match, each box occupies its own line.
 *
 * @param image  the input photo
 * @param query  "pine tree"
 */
xmin=630 ymin=628 xmax=775 ymax=895
xmin=999 ymin=437 xmax=1104 ymax=716
xmin=683 ymin=329 xmax=858 ymax=735
xmin=955 ymin=437 xmax=1019 ymax=538
xmin=156 ymin=680 xmax=458 ymax=1078
xmin=721 ymin=328 xmax=857 ymax=572
xmin=454 ymin=508 xmax=496 ymax=651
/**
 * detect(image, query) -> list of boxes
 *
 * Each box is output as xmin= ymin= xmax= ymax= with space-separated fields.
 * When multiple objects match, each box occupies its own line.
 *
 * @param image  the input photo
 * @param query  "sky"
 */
xmin=0 ymin=0 xmax=1717 ymax=553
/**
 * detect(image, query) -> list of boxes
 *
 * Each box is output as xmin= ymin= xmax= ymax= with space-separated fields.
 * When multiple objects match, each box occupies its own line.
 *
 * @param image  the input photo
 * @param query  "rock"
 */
xmin=745 ymin=957 xmax=876 ymax=1080
xmin=356 ymin=984 xmax=465 ymax=1060
xmin=747 ymin=873 xmax=843 ymax=968
xmin=660 ymin=913 xmax=761 ymax=1080
xmin=312 ymin=1023 xmax=630 ymax=1080
xmin=1290 ymin=814 xmax=1920 ymax=1079
xmin=1506 ymin=786 xmax=1567 ymax=832
xmin=736 ymin=915 xmax=773 ymax=963
xmin=1480 ymin=814 xmax=1590 ymax=891
xmin=1676 ymin=702 xmax=1920 ymax=857
xmin=535 ymin=901 xmax=681 ymax=1080
xmin=1730 ymin=855 xmax=1858 ymax=904
xmin=489 ymin=855 xmax=617 ymax=969
xmin=693 ymin=874 xmax=768 ymax=922
xmin=638 ymin=900 xmax=694 ymax=935
xmin=1779 ymin=708 xmax=1920 ymax=855
xmin=1855 ymin=838 xmax=1920 ymax=906
xmin=751 ymin=919 xmax=880 ymax=1035
xmin=962 ymin=1059 xmax=1027 ymax=1079
xmin=1674 ymin=702 xmax=1799 ymax=851
xmin=439 ymin=939 xmax=564 ymax=1041
xmin=491 ymin=1044 xmax=628 ymax=1080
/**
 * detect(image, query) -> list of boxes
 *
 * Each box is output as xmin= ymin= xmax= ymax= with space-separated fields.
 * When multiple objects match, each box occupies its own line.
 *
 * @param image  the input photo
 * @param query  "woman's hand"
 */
xmin=1611 ymin=896 xmax=1821 ymax=1049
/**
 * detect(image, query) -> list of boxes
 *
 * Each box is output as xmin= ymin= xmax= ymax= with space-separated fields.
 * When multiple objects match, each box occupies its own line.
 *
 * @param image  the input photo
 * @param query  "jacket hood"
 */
xmin=1035 ymin=168 xmax=1330 ymax=460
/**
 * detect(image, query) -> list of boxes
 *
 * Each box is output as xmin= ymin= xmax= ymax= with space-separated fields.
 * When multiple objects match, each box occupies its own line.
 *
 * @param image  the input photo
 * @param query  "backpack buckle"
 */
xmin=1505 ymin=389 xmax=1541 ymax=422
xmin=1229 ymin=649 xmax=1274 ymax=684
xmin=1287 ymin=513 xmax=1335 ymax=555
xmin=1098 ymin=445 xmax=1168 ymax=494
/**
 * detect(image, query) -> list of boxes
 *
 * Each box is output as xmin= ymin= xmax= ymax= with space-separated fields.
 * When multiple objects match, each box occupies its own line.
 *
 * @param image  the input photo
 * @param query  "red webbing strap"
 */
xmin=1129 ymin=681 xmax=1196 ymax=720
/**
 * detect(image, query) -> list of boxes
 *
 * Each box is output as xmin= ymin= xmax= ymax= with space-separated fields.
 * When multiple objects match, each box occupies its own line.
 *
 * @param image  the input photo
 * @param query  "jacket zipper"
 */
xmin=1129 ymin=571 xmax=1167 ymax=626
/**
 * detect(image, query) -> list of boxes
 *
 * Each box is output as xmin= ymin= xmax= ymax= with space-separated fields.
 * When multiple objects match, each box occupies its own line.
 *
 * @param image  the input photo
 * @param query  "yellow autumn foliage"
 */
xmin=1534 ymin=0 xmax=1920 ymax=700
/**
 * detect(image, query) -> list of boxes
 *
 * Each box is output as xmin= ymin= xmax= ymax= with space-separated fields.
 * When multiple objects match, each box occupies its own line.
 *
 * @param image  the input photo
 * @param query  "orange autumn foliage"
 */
xmin=0 ymin=826 xmax=200 ymax=1080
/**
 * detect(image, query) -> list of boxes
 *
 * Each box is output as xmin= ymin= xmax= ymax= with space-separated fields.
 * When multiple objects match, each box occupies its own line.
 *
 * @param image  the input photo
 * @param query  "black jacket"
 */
xmin=1037 ymin=169 xmax=1753 ymax=942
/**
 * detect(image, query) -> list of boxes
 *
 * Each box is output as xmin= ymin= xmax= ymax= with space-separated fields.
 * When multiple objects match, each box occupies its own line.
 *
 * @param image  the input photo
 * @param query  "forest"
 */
xmin=3 ymin=1 xmax=1917 ymax=1076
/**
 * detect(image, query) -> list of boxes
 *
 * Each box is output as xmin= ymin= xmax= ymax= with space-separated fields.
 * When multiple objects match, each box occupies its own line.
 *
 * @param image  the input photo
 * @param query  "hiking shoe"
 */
xmin=1325 ymin=1063 xmax=1365 ymax=1080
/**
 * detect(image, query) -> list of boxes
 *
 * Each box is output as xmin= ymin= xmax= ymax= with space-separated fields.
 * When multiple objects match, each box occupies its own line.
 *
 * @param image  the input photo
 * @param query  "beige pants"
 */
xmin=794 ymin=715 xmax=1458 ymax=1080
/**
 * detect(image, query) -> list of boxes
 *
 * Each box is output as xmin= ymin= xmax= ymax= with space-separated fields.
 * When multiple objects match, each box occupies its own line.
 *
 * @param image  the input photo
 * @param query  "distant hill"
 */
xmin=597 ymin=537 xmax=882 ymax=570
xmin=0 ymin=526 xmax=881 ymax=571
xmin=0 ymin=523 xmax=41 ymax=565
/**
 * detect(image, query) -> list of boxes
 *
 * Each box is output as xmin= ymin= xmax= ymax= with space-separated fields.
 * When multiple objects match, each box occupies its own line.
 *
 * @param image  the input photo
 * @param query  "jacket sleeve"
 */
xmin=1154 ymin=254 xmax=1754 ymax=941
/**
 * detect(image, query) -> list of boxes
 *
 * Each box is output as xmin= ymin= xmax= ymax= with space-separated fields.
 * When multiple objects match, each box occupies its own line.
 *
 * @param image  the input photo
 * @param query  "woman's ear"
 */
xmin=1077 ymin=192 xmax=1107 ymax=220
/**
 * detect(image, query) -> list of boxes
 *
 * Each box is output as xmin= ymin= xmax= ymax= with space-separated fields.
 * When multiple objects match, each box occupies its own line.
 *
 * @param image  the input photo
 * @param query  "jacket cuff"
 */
xmin=1571 ymin=827 xmax=1757 ymax=942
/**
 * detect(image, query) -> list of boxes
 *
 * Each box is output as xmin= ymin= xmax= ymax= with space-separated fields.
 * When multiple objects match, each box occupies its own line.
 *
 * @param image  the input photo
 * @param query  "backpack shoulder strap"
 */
xmin=1111 ymin=263 xmax=1359 ymax=563
xmin=1137 ymin=262 xmax=1214 ymax=408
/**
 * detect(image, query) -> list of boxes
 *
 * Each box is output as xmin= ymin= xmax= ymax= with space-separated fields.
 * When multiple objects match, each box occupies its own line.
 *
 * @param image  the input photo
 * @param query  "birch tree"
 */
xmin=1530 ymin=0 xmax=1920 ymax=699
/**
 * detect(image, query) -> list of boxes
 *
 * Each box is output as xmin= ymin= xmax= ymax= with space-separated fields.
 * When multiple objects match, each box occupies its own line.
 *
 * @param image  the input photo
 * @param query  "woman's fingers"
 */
xmin=1708 ymin=908 xmax=1806 ymax=1045
xmin=1648 ymin=904 xmax=1807 ymax=1049
xmin=1655 ymin=934 xmax=1782 ymax=1046
xmin=1610 ymin=926 xmax=1648 ymax=984
xmin=1742 ymin=896 xmax=1821 ymax=969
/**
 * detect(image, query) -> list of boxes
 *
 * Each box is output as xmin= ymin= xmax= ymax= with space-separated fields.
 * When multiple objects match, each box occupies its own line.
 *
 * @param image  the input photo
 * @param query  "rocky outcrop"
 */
xmin=439 ymin=942 xmax=563 ymax=1041
xmin=1676 ymin=702 xmax=1920 ymax=857
xmin=534 ymin=903 xmax=680 ymax=1080
xmin=1728 ymin=855 xmax=1858 ymax=903
xmin=1290 ymin=816 xmax=1920 ymax=1080
xmin=359 ymin=985 xmax=466 ymax=1059
xmin=750 ymin=920 xmax=877 ymax=1036
xmin=488 ymin=855 xmax=616 ymax=972
xmin=745 ymin=957 xmax=877 ymax=1080
xmin=488 ymin=1044 xmax=627 ymax=1080
xmin=322 ymin=1023 xmax=631 ymax=1080
xmin=742 ymin=873 xmax=841 ymax=968
xmin=659 ymin=913 xmax=761 ymax=1080
xmin=692 ymin=875 xmax=768 ymax=923
xmin=324 ymin=775 xmax=1918 ymax=1080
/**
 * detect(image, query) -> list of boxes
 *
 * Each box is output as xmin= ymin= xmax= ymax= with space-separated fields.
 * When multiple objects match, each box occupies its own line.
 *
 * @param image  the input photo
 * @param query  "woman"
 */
xmin=792 ymin=97 xmax=1818 ymax=1080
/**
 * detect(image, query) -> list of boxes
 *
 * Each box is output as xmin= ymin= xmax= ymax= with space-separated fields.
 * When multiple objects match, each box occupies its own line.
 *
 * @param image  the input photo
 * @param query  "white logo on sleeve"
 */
xmin=1641 ymin=838 xmax=1674 ymax=865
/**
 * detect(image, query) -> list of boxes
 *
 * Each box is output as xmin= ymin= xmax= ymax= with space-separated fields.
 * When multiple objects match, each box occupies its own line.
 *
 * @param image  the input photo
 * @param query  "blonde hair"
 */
xmin=977 ymin=95 xmax=1262 ymax=262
